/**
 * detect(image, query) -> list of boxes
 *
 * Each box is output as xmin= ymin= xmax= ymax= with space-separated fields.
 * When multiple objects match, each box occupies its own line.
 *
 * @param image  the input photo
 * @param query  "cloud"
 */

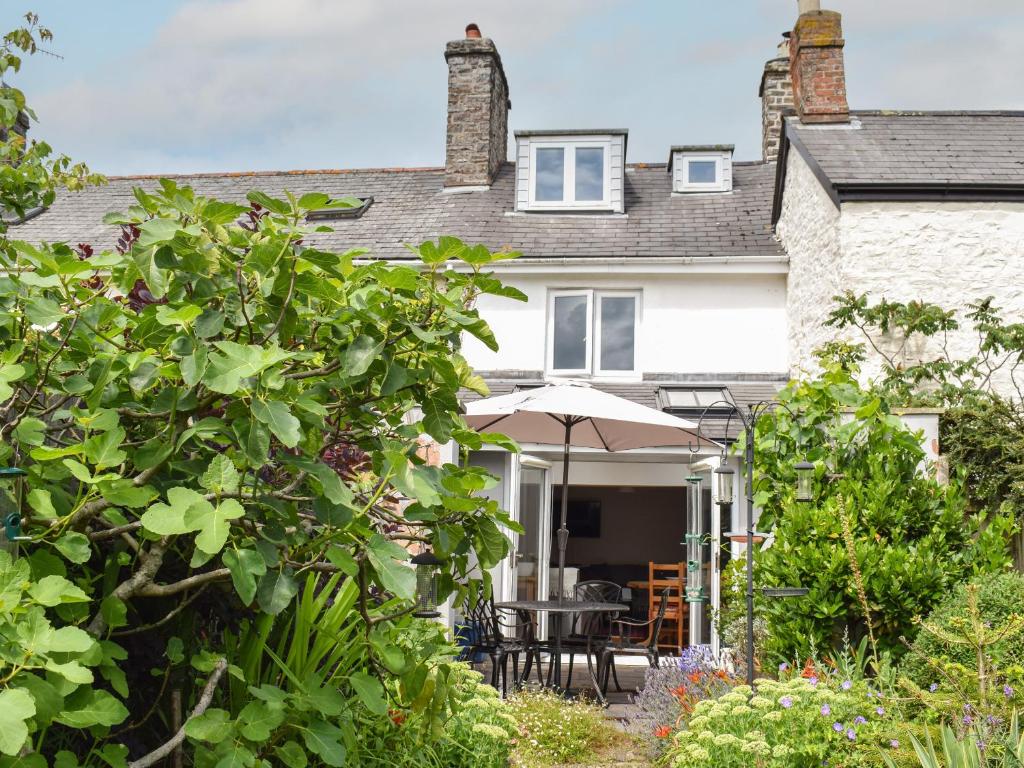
xmin=31 ymin=0 xmax=609 ymax=174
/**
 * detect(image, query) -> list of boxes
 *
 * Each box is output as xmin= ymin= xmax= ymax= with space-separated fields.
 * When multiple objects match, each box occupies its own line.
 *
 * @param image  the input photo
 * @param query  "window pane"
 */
xmin=688 ymin=160 xmax=717 ymax=184
xmin=552 ymin=294 xmax=588 ymax=370
xmin=599 ymin=296 xmax=635 ymax=371
xmin=575 ymin=147 xmax=605 ymax=201
xmin=535 ymin=148 xmax=565 ymax=201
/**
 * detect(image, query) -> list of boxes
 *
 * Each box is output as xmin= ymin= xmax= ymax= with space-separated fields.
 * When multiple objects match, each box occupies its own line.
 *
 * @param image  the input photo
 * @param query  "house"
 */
xmin=13 ymin=4 xmax=1023 ymax=655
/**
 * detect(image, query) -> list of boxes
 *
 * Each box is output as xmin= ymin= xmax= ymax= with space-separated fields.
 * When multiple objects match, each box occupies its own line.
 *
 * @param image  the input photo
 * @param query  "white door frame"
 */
xmin=691 ymin=456 xmax=723 ymax=656
xmin=504 ymin=454 xmax=553 ymax=636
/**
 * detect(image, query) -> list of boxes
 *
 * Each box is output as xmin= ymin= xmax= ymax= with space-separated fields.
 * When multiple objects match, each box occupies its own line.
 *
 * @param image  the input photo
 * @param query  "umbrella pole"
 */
xmin=553 ymin=419 xmax=572 ymax=689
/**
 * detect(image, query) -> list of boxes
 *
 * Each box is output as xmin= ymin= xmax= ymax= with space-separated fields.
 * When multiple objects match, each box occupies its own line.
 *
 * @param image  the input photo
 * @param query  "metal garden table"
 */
xmin=494 ymin=599 xmax=624 ymax=702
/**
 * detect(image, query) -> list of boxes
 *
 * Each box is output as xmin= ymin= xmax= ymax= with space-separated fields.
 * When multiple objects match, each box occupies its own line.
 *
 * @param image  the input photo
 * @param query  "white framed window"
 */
xmin=528 ymin=141 xmax=611 ymax=209
xmin=547 ymin=289 xmax=640 ymax=377
xmin=670 ymin=146 xmax=733 ymax=193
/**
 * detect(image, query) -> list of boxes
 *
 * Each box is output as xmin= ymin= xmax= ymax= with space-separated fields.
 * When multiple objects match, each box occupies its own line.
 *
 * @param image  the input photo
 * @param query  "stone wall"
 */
xmin=444 ymin=37 xmax=509 ymax=188
xmin=760 ymin=57 xmax=793 ymax=162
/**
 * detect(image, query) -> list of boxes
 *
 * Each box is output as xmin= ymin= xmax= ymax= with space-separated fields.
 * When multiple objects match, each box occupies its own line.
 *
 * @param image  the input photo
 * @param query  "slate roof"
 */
xmin=787 ymin=111 xmax=1024 ymax=187
xmin=13 ymin=161 xmax=783 ymax=261
xmin=462 ymin=375 xmax=787 ymax=442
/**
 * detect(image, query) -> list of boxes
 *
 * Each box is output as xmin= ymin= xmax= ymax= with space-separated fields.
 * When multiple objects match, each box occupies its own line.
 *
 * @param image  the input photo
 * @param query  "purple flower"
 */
xmin=809 ymin=675 xmax=819 ymax=686
xmin=963 ymin=715 xmax=973 ymax=725
xmin=846 ymin=728 xmax=856 ymax=741
xmin=779 ymin=662 xmax=789 ymax=672
xmin=854 ymin=716 xmax=867 ymax=725
xmin=833 ymin=722 xmax=843 ymax=733
xmin=890 ymin=739 xmax=900 ymax=749
xmin=1005 ymin=685 xmax=1015 ymax=699
xmin=841 ymin=680 xmax=852 ymax=690
xmin=929 ymin=683 xmax=939 ymax=693
xmin=780 ymin=696 xmax=793 ymax=709
xmin=820 ymin=704 xmax=831 ymax=716
xmin=875 ymin=706 xmax=885 ymax=716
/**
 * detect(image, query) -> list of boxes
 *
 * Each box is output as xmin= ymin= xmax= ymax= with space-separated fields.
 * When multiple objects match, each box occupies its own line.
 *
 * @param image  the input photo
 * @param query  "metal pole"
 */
xmin=745 ymin=409 xmax=756 ymax=687
xmin=553 ymin=419 xmax=572 ymax=688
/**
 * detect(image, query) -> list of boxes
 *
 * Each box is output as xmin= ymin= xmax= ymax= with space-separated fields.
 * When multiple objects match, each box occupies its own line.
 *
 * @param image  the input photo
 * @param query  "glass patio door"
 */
xmin=511 ymin=456 xmax=551 ymax=635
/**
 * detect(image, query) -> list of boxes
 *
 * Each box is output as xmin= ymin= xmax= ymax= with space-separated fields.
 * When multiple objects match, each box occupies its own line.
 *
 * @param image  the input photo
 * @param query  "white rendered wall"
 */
xmin=462 ymin=271 xmax=789 ymax=376
xmin=779 ymin=146 xmax=1024 ymax=396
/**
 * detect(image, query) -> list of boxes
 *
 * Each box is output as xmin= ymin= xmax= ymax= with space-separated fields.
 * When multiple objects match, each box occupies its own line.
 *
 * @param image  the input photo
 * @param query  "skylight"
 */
xmin=658 ymin=386 xmax=734 ymax=411
xmin=305 ymin=196 xmax=373 ymax=221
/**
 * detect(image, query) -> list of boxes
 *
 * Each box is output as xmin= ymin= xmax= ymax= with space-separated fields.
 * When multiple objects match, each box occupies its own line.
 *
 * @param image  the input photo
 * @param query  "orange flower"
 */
xmin=688 ymin=671 xmax=703 ymax=684
xmin=655 ymin=725 xmax=672 ymax=739
xmin=715 ymin=669 xmax=729 ymax=680
xmin=389 ymin=708 xmax=406 ymax=726
xmin=671 ymin=684 xmax=688 ymax=699
xmin=801 ymin=659 xmax=817 ymax=679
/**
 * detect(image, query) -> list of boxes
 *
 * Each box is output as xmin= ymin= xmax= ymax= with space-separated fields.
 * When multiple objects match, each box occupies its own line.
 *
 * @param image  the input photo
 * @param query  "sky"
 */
xmin=4 ymin=0 xmax=1024 ymax=176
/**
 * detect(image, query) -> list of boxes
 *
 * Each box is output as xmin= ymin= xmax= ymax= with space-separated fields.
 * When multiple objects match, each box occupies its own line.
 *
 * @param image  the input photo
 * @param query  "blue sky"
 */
xmin=5 ymin=1 xmax=1024 ymax=175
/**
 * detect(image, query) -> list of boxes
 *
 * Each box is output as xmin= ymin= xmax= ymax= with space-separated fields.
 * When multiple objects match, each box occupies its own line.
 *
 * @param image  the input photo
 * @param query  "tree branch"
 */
xmin=126 ymin=657 xmax=228 ymax=768
xmin=135 ymin=568 xmax=231 ymax=598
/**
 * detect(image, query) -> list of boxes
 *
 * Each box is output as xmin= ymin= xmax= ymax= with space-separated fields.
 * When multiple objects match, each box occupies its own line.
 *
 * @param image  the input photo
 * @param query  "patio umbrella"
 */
xmin=464 ymin=381 xmax=720 ymax=681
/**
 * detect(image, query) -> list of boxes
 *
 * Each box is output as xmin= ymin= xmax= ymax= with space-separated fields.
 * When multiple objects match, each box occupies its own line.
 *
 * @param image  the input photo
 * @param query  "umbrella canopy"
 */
xmin=464 ymin=381 xmax=718 ymax=452
xmin=464 ymin=381 xmax=722 ymax=684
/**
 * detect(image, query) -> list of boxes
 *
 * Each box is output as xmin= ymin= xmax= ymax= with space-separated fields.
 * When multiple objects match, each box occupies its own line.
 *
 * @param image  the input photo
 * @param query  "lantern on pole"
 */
xmin=0 ymin=467 xmax=27 ymax=558
xmin=410 ymin=549 xmax=442 ymax=619
xmin=714 ymin=463 xmax=735 ymax=506
xmin=795 ymin=460 xmax=815 ymax=503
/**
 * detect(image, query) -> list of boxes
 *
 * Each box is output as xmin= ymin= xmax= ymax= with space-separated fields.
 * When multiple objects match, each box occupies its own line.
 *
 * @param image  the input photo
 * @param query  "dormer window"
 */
xmin=669 ymin=145 xmax=733 ymax=193
xmin=516 ymin=130 xmax=627 ymax=213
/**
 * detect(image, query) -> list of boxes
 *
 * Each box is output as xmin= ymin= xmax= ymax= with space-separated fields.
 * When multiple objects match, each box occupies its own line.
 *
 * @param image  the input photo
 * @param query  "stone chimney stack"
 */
xmin=444 ymin=24 xmax=510 ymax=189
xmin=789 ymin=2 xmax=849 ymax=124
xmin=759 ymin=34 xmax=794 ymax=162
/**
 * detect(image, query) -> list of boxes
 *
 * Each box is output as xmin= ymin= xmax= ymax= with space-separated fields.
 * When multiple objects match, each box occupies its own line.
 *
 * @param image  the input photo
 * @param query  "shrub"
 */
xmin=902 ymin=572 xmax=1024 ymax=688
xmin=434 ymin=669 xmax=519 ymax=768
xmin=626 ymin=646 xmax=735 ymax=758
xmin=507 ymin=687 xmax=616 ymax=766
xmin=660 ymin=676 xmax=900 ymax=768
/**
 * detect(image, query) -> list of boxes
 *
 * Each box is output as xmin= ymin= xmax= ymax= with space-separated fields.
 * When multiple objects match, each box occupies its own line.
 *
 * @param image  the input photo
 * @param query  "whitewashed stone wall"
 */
xmin=776 ymin=148 xmax=842 ymax=377
xmin=780 ymin=149 xmax=1024 ymax=395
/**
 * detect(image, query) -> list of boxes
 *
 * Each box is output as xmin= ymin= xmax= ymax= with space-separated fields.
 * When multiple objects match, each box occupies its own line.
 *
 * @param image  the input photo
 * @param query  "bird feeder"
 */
xmin=714 ymin=463 xmax=735 ymax=506
xmin=410 ymin=549 xmax=442 ymax=618
xmin=0 ymin=467 xmax=27 ymax=557
xmin=684 ymin=474 xmax=706 ymax=603
xmin=795 ymin=460 xmax=816 ymax=502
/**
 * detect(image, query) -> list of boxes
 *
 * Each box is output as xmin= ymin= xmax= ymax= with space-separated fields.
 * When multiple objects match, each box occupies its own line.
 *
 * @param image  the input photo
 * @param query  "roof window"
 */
xmin=515 ymin=130 xmax=627 ymax=213
xmin=305 ymin=196 xmax=373 ymax=221
xmin=668 ymin=145 xmax=733 ymax=193
xmin=658 ymin=386 xmax=734 ymax=412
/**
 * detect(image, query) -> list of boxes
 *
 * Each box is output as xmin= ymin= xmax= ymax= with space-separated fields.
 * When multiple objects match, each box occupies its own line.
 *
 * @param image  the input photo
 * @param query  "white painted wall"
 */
xmin=780 ymin=148 xmax=1024 ymax=397
xmin=462 ymin=271 xmax=789 ymax=376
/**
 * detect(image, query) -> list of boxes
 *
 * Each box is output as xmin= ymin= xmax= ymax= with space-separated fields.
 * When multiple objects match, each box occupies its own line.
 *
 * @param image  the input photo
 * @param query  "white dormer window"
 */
xmin=669 ymin=145 xmax=733 ymax=193
xmin=516 ymin=130 xmax=627 ymax=213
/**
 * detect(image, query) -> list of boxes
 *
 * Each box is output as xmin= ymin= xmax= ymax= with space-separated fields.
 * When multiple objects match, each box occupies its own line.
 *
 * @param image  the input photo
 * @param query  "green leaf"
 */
xmin=141 ymin=487 xmax=210 ymax=536
xmin=26 ymin=489 xmax=56 ymax=518
xmin=238 ymin=700 xmax=285 ymax=741
xmin=0 ymin=688 xmax=35 ymax=756
xmin=101 ymin=595 xmax=128 ymax=630
xmin=365 ymin=534 xmax=415 ymax=600
xmin=184 ymin=708 xmax=232 ymax=743
xmin=0 ymin=363 xmax=25 ymax=400
xmin=855 ymin=397 xmax=882 ymax=419
xmin=385 ymin=451 xmax=441 ymax=507
xmin=24 ymin=296 xmax=64 ymax=327
xmin=13 ymin=417 xmax=45 ymax=446
xmin=28 ymin=575 xmax=90 ymax=606
xmin=83 ymin=426 xmax=127 ymax=469
xmin=201 ymin=455 xmax=240 ymax=495
xmin=223 ymin=548 xmax=266 ymax=606
xmin=49 ymin=626 xmax=95 ymax=652
xmin=56 ymin=689 xmax=127 ymax=728
xmin=340 ymin=335 xmax=382 ymax=377
xmin=155 ymin=303 xmax=202 ymax=327
xmin=195 ymin=309 xmax=225 ymax=339
xmin=256 ymin=569 xmax=298 ymax=615
xmin=349 ymin=671 xmax=388 ymax=716
xmin=135 ymin=218 xmax=181 ymax=247
xmin=325 ymin=546 xmax=358 ymax=577
xmin=274 ymin=741 xmax=308 ymax=768
xmin=251 ymin=399 xmax=302 ymax=448
xmin=193 ymin=499 xmax=244 ymax=555
xmin=379 ymin=266 xmax=419 ymax=291
xmin=53 ymin=532 xmax=91 ymax=564
xmin=474 ymin=516 xmax=508 ymax=569
xmin=98 ymin=479 xmax=157 ymax=508
xmin=180 ymin=347 xmax=209 ymax=387
xmin=302 ymin=719 xmax=347 ymax=767
xmin=204 ymin=342 xmax=291 ymax=394
xmin=45 ymin=660 xmax=94 ymax=685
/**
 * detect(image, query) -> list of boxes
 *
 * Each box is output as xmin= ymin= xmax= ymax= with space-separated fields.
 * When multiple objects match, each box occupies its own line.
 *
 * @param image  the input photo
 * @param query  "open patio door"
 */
xmin=509 ymin=455 xmax=552 ymax=637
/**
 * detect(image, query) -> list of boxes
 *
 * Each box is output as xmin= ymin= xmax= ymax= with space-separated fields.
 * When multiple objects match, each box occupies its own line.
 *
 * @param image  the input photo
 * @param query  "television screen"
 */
xmin=552 ymin=498 xmax=601 ymax=538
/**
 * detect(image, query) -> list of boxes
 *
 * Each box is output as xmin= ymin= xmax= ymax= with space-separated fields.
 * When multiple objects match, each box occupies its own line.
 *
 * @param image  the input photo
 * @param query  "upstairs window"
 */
xmin=516 ymin=130 xmax=626 ymax=212
xmin=531 ymin=142 xmax=609 ymax=207
xmin=547 ymin=289 xmax=640 ymax=377
xmin=669 ymin=145 xmax=733 ymax=193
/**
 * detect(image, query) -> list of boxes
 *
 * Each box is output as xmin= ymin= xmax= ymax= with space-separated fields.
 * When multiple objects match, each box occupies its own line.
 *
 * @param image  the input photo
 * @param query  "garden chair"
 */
xmin=598 ymin=587 xmax=671 ymax=695
xmin=648 ymin=561 xmax=686 ymax=653
xmin=463 ymin=594 xmax=544 ymax=696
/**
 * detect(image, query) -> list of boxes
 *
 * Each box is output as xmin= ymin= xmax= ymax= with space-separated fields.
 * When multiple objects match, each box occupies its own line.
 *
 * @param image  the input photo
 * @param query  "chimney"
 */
xmin=759 ymin=33 xmax=794 ymax=162
xmin=444 ymin=24 xmax=510 ymax=189
xmin=789 ymin=2 xmax=849 ymax=124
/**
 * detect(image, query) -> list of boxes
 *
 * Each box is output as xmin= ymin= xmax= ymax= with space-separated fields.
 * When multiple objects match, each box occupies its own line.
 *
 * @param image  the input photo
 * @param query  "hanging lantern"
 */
xmin=714 ymin=463 xmax=735 ymax=506
xmin=410 ymin=549 xmax=442 ymax=618
xmin=795 ymin=460 xmax=815 ymax=503
xmin=0 ymin=467 xmax=27 ymax=558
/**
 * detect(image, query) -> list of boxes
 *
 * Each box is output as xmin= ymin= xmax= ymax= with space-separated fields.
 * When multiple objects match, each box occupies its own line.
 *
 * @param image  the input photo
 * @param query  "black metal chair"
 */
xmin=557 ymin=580 xmax=623 ymax=691
xmin=598 ymin=586 xmax=671 ymax=695
xmin=463 ymin=595 xmax=543 ymax=696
